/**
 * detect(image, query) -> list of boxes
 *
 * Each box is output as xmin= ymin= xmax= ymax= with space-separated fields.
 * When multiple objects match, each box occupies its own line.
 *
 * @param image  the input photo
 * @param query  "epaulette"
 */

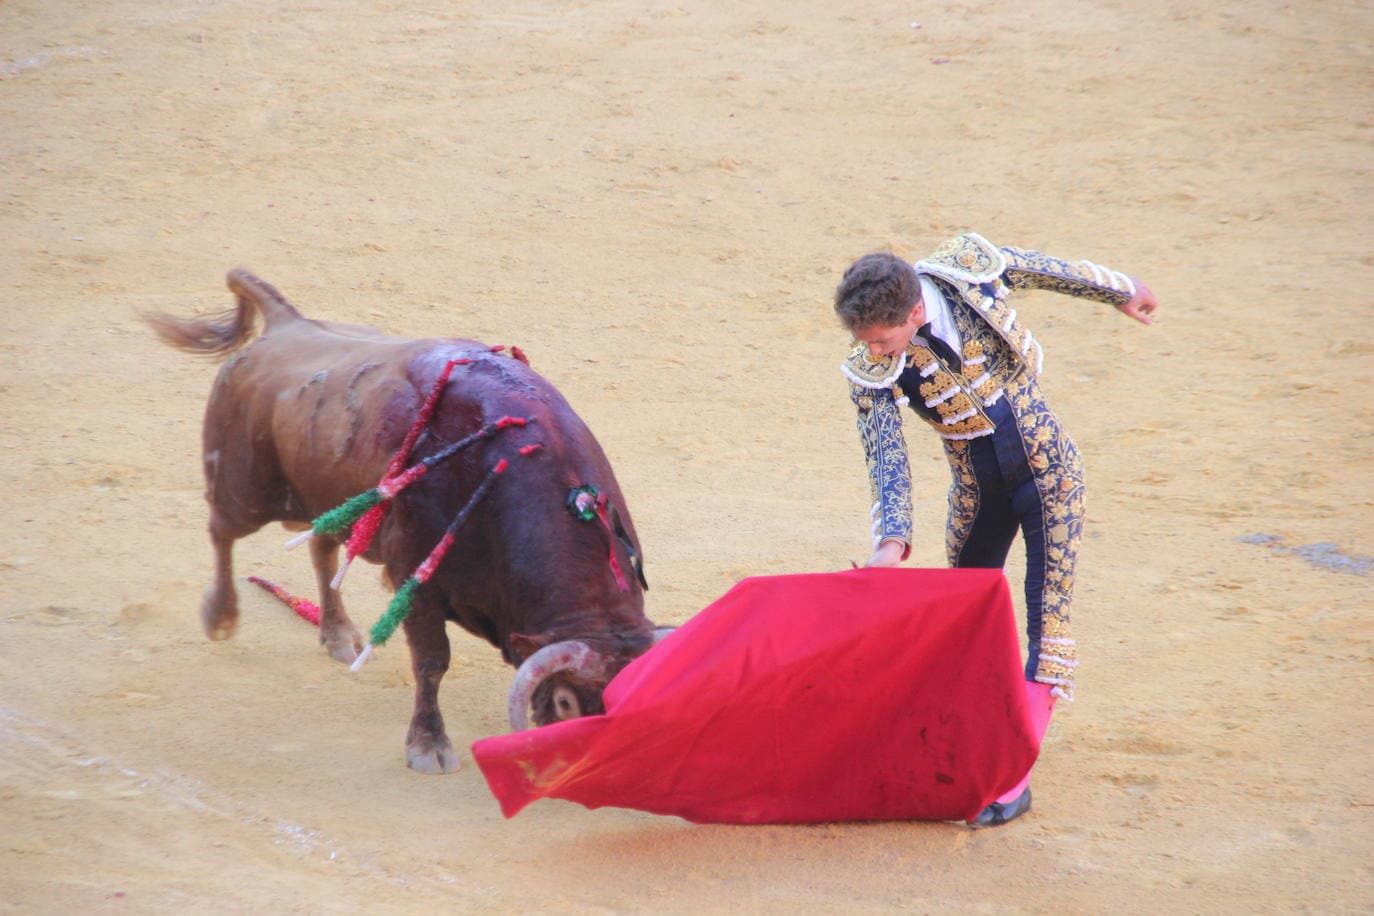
xmin=915 ymin=232 xmax=1006 ymax=285
xmin=840 ymin=343 xmax=904 ymax=390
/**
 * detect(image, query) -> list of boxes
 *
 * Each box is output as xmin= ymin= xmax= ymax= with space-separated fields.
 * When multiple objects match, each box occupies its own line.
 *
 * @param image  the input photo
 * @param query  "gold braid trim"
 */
xmin=918 ymin=371 xmax=959 ymax=406
xmin=1036 ymin=615 xmax=1077 ymax=687
xmin=921 ymin=413 xmax=994 ymax=439
xmin=934 ymin=391 xmax=979 ymax=422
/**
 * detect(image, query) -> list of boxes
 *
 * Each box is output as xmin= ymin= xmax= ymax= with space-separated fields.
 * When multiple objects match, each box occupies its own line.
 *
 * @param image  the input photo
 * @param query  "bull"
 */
xmin=145 ymin=270 xmax=661 ymax=773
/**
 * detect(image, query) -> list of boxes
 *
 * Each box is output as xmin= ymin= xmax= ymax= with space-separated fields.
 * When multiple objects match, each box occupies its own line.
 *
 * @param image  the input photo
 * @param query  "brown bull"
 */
xmin=145 ymin=271 xmax=661 ymax=773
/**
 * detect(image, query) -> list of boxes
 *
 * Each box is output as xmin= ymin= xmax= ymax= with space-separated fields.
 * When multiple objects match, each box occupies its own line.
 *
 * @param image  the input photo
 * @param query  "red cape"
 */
xmin=472 ymin=568 xmax=1041 ymax=824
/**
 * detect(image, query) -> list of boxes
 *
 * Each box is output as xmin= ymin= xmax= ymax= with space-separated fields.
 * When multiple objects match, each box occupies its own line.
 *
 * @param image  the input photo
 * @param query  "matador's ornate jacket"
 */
xmin=841 ymin=232 xmax=1136 ymax=698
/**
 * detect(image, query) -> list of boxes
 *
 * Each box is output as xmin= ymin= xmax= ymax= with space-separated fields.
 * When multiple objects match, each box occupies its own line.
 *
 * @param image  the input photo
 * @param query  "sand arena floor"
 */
xmin=1 ymin=0 xmax=1371 ymax=911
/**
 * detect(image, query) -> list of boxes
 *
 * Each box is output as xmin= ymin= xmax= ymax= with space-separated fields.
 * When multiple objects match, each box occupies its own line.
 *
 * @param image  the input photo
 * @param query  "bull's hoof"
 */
xmin=321 ymin=623 xmax=364 ymax=665
xmin=406 ymin=737 xmax=460 ymax=774
xmin=201 ymin=588 xmax=238 ymax=641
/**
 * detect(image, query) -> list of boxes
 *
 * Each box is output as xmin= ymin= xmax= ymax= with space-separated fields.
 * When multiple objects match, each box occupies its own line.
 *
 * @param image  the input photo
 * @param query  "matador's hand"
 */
xmin=1116 ymin=278 xmax=1158 ymax=325
xmin=864 ymin=539 xmax=906 ymax=568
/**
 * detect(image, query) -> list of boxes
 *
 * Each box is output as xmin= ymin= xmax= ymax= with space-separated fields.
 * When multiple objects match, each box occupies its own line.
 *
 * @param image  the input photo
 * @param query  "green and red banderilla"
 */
xmin=350 ymin=445 xmax=542 ymax=672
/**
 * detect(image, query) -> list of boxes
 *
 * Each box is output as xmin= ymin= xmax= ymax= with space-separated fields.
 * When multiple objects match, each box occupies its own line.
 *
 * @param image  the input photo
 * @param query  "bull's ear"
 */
xmin=508 ymin=632 xmax=548 ymax=664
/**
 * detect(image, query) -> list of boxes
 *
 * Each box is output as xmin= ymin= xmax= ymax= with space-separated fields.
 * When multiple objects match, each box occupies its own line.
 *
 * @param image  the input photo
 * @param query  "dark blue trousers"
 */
xmin=944 ymin=396 xmax=1075 ymax=683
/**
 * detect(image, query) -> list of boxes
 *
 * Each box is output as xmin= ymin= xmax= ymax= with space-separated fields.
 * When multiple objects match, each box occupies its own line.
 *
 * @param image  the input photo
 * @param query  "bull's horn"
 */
xmin=506 ymin=640 xmax=601 ymax=731
xmin=652 ymin=626 xmax=677 ymax=644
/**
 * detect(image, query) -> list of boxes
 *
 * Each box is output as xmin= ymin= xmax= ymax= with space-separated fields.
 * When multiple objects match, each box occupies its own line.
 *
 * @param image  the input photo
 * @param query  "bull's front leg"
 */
xmin=307 ymin=537 xmax=365 ymax=664
xmin=401 ymin=591 xmax=459 ymax=774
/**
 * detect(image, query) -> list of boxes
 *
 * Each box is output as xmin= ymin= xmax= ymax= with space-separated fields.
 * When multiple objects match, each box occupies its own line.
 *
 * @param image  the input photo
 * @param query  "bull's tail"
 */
xmin=142 ymin=269 xmax=304 ymax=358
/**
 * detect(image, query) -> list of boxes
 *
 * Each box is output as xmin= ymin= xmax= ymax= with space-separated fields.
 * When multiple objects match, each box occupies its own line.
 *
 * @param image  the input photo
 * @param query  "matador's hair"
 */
xmin=833 ymin=252 xmax=920 ymax=333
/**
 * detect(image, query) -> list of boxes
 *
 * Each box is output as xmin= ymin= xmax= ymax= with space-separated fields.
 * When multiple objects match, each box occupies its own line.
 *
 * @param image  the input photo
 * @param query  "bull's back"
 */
xmin=205 ymin=321 xmax=486 ymax=519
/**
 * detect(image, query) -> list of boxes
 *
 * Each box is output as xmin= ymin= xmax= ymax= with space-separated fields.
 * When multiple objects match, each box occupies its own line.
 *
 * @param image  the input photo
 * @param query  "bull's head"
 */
xmin=506 ymin=628 xmax=676 ymax=730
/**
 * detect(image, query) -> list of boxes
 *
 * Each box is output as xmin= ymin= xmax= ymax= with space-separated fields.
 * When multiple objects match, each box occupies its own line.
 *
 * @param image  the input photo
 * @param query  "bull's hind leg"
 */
xmin=203 ymin=509 xmax=247 ymax=640
xmin=401 ymin=590 xmax=459 ymax=774
xmin=307 ymin=537 xmax=365 ymax=664
xmin=199 ymin=385 xmax=283 ymax=642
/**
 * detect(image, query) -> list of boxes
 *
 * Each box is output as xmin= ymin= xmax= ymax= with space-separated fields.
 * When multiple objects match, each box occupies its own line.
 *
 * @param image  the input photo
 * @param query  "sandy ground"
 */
xmin=2 ymin=0 xmax=1372 ymax=911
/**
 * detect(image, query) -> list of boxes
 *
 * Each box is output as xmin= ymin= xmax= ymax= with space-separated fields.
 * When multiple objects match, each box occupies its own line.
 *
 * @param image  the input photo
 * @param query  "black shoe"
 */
xmin=968 ymin=787 xmax=1032 ymax=828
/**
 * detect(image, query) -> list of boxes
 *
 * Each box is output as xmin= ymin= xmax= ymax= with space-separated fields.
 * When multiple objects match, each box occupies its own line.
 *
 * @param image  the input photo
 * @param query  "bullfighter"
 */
xmin=834 ymin=232 xmax=1158 ymax=826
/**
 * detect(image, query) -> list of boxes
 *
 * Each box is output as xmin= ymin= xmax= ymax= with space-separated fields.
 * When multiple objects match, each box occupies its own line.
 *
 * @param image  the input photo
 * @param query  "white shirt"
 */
xmin=916 ymin=273 xmax=963 ymax=354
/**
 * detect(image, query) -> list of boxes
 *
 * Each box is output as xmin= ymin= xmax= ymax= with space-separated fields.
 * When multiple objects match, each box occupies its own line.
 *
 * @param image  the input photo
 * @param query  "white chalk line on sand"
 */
xmin=0 ymin=705 xmax=473 ymax=893
xmin=1 ymin=1 xmax=254 ymax=80
xmin=0 ymin=47 xmax=103 ymax=80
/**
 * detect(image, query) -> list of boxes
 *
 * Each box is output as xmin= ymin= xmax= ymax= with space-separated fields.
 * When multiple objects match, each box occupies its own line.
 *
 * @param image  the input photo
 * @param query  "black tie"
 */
xmin=916 ymin=324 xmax=962 ymax=374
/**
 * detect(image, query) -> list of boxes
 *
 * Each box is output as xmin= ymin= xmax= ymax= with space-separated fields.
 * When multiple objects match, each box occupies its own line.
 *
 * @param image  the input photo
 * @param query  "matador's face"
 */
xmin=854 ymin=298 xmax=926 ymax=359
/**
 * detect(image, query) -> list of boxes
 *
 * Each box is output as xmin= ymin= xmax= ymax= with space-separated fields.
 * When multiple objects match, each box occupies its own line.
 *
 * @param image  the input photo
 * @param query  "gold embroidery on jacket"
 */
xmin=917 ymin=233 xmax=1007 ymax=285
xmin=938 ymin=414 xmax=996 ymax=438
xmin=905 ymin=342 xmax=994 ymax=438
xmin=919 ymin=371 xmax=958 ymax=406
xmin=999 ymin=245 xmax=1132 ymax=307
xmin=935 ymin=391 xmax=978 ymax=423
xmin=850 ymin=383 xmax=914 ymax=546
xmin=842 ymin=344 xmax=904 ymax=388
